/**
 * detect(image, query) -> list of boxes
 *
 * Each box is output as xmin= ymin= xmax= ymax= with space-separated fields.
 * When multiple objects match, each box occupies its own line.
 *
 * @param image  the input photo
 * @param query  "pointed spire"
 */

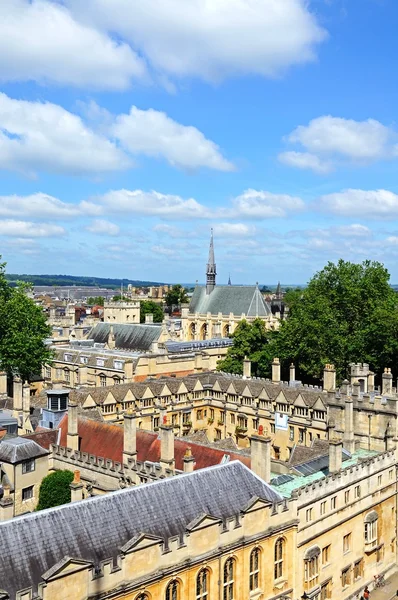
xmin=228 ymin=273 xmax=231 ymax=285
xmin=206 ymin=228 xmax=216 ymax=295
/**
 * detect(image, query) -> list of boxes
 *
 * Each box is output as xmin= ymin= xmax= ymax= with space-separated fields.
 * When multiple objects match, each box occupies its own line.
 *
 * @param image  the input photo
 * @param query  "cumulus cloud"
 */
xmin=0 ymin=193 xmax=83 ymax=219
xmin=0 ymin=0 xmax=145 ymax=90
xmin=232 ymin=189 xmax=305 ymax=218
xmin=213 ymin=223 xmax=257 ymax=237
xmin=153 ymin=224 xmax=188 ymax=238
xmin=86 ymin=219 xmax=120 ymax=236
xmin=67 ymin=0 xmax=326 ymax=83
xmin=280 ymin=116 xmax=396 ymax=172
xmin=0 ymin=220 xmax=65 ymax=237
xmin=317 ymin=189 xmax=398 ymax=218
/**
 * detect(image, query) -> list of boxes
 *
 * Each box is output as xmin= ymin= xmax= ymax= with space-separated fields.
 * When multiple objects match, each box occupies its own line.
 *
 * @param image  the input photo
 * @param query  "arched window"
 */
xmin=165 ymin=580 xmax=179 ymax=600
xmin=196 ymin=569 xmax=209 ymax=599
xmin=274 ymin=538 xmax=285 ymax=580
xmin=250 ymin=548 xmax=260 ymax=590
xmin=100 ymin=374 xmax=106 ymax=387
xmin=223 ymin=558 xmax=235 ymax=600
xmin=304 ymin=546 xmax=320 ymax=588
xmin=364 ymin=511 xmax=378 ymax=548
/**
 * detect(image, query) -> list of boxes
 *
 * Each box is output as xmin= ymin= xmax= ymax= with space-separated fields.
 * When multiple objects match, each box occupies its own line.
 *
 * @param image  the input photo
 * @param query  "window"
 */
xmin=45 ymin=366 xmax=51 ymax=379
xmin=320 ymin=581 xmax=332 ymax=600
xmin=306 ymin=508 xmax=313 ymax=522
xmin=343 ymin=533 xmax=351 ymax=553
xmin=96 ymin=358 xmax=105 ymax=367
xmin=196 ymin=569 xmax=209 ymax=599
xmin=250 ymin=548 xmax=260 ymax=590
xmin=197 ymin=410 xmax=203 ymax=420
xmin=344 ymin=490 xmax=350 ymax=503
xmin=165 ymin=580 xmax=179 ymax=600
xmin=377 ymin=475 xmax=382 ymax=486
xmin=64 ymin=353 xmax=72 ymax=362
xmin=289 ymin=426 xmax=294 ymax=441
xmin=274 ymin=538 xmax=284 ymax=580
xmin=355 ymin=485 xmax=361 ymax=498
xmin=320 ymin=501 xmax=326 ymax=516
xmin=22 ymin=486 xmax=34 ymax=501
xmin=304 ymin=548 xmax=320 ymax=588
xmin=308 ymin=432 xmax=313 ymax=443
xmin=270 ymin=423 xmax=275 ymax=433
xmin=80 ymin=356 xmax=88 ymax=364
xmin=223 ymin=558 xmax=235 ymax=600
xmin=299 ymin=428 xmax=305 ymax=443
xmin=341 ymin=566 xmax=351 ymax=588
xmin=100 ymin=374 xmax=106 ymax=387
xmin=114 ymin=360 xmax=123 ymax=370
xmin=230 ymin=414 xmax=235 ymax=425
xmin=22 ymin=458 xmax=35 ymax=474
xmin=322 ymin=545 xmax=330 ymax=565
xmin=64 ymin=368 xmax=70 ymax=383
xmin=182 ymin=413 xmax=191 ymax=424
xmin=330 ymin=496 xmax=337 ymax=510
xmin=252 ymin=418 xmax=259 ymax=430
xmin=210 ymin=409 xmax=215 ymax=419
xmin=354 ymin=559 xmax=363 ymax=580
xmin=153 ymin=417 xmax=159 ymax=429
xmin=364 ymin=512 xmax=378 ymax=547
xmin=219 ymin=411 xmax=225 ymax=424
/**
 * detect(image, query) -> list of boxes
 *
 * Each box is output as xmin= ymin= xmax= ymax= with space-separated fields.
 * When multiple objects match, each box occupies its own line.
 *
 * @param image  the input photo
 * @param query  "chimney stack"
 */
xmin=70 ymin=470 xmax=84 ymax=502
xmin=67 ymin=400 xmax=79 ymax=451
xmin=243 ymin=357 xmax=251 ymax=380
xmin=272 ymin=358 xmax=281 ymax=384
xmin=123 ymin=410 xmax=137 ymax=465
xmin=160 ymin=416 xmax=175 ymax=470
xmin=382 ymin=368 xmax=393 ymax=395
xmin=0 ymin=372 xmax=7 ymax=397
xmin=22 ymin=382 xmax=30 ymax=432
xmin=329 ymin=438 xmax=343 ymax=473
xmin=368 ymin=371 xmax=375 ymax=392
xmin=323 ymin=364 xmax=336 ymax=391
xmin=250 ymin=426 xmax=272 ymax=482
xmin=352 ymin=381 xmax=360 ymax=397
xmin=0 ymin=485 xmax=14 ymax=521
xmin=343 ymin=397 xmax=355 ymax=454
xmin=12 ymin=376 xmax=23 ymax=416
xmin=145 ymin=313 xmax=154 ymax=324
xmin=183 ymin=447 xmax=195 ymax=473
xmin=340 ymin=379 xmax=349 ymax=395
xmin=289 ymin=363 xmax=296 ymax=383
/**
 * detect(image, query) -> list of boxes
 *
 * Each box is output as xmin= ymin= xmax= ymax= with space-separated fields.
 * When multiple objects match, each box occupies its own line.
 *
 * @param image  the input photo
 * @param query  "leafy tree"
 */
xmin=87 ymin=296 xmax=104 ymax=306
xmin=36 ymin=470 xmax=74 ymax=510
xmin=112 ymin=294 xmax=132 ymax=302
xmin=217 ymin=319 xmax=275 ymax=377
xmin=0 ymin=261 xmax=52 ymax=382
xmin=274 ymin=259 xmax=398 ymax=382
xmin=140 ymin=300 xmax=164 ymax=323
xmin=165 ymin=284 xmax=189 ymax=310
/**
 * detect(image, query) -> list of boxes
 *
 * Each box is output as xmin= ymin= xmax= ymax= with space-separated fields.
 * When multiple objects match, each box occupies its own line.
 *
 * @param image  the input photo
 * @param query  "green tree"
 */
xmin=140 ymin=300 xmax=164 ymax=323
xmin=36 ymin=470 xmax=74 ymax=510
xmin=0 ymin=262 xmax=52 ymax=382
xmin=87 ymin=296 xmax=104 ymax=306
xmin=112 ymin=294 xmax=132 ymax=302
xmin=165 ymin=284 xmax=189 ymax=310
xmin=217 ymin=319 xmax=275 ymax=377
xmin=275 ymin=259 xmax=398 ymax=382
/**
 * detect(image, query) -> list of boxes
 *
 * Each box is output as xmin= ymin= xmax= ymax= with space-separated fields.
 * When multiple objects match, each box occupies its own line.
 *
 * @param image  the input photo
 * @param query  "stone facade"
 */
xmin=103 ymin=301 xmax=140 ymax=324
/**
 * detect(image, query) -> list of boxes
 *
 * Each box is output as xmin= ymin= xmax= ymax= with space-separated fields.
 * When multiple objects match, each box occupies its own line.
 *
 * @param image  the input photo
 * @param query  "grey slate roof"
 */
xmin=189 ymin=285 xmax=271 ymax=317
xmin=88 ymin=322 xmax=162 ymax=351
xmin=0 ymin=461 xmax=282 ymax=599
xmin=0 ymin=437 xmax=49 ymax=464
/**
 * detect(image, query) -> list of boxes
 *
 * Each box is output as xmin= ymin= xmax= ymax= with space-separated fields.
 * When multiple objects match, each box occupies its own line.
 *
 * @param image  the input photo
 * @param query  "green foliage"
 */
xmin=87 ymin=296 xmax=104 ymax=306
xmin=217 ymin=319 xmax=275 ymax=377
xmin=165 ymin=284 xmax=189 ymax=310
xmin=36 ymin=470 xmax=74 ymax=510
xmin=5 ymin=273 xmax=163 ymax=289
xmin=140 ymin=300 xmax=164 ymax=323
xmin=112 ymin=294 xmax=132 ymax=302
xmin=275 ymin=259 xmax=398 ymax=381
xmin=0 ymin=262 xmax=52 ymax=382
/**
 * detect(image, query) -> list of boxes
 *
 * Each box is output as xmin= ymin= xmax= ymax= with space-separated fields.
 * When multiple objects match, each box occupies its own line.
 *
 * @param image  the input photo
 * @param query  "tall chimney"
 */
xmin=382 ymin=368 xmax=393 ymax=395
xmin=0 ymin=372 xmax=7 ymax=397
xmin=123 ymin=410 xmax=137 ymax=465
xmin=289 ymin=363 xmax=296 ymax=383
xmin=329 ymin=438 xmax=343 ymax=473
xmin=323 ymin=364 xmax=336 ymax=391
xmin=70 ymin=470 xmax=84 ymax=502
xmin=0 ymin=485 xmax=14 ymax=521
xmin=145 ymin=313 xmax=154 ymax=324
xmin=343 ymin=397 xmax=355 ymax=453
xmin=352 ymin=381 xmax=360 ymax=397
xmin=22 ymin=382 xmax=30 ymax=431
xmin=250 ymin=426 xmax=272 ymax=482
xmin=340 ymin=379 xmax=349 ymax=395
xmin=272 ymin=358 xmax=281 ymax=384
xmin=183 ymin=447 xmax=195 ymax=473
xmin=160 ymin=416 xmax=175 ymax=470
xmin=243 ymin=358 xmax=251 ymax=380
xmin=67 ymin=400 xmax=79 ymax=451
xmin=12 ymin=376 xmax=23 ymax=416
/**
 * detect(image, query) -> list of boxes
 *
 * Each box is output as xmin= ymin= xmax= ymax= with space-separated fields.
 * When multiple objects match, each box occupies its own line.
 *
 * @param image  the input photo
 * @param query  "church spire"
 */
xmin=206 ymin=228 xmax=216 ymax=295
xmin=228 ymin=273 xmax=231 ymax=285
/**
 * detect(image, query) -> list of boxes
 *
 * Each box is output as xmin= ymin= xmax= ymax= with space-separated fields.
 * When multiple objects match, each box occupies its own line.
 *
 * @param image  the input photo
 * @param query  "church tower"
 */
xmin=206 ymin=229 xmax=217 ymax=295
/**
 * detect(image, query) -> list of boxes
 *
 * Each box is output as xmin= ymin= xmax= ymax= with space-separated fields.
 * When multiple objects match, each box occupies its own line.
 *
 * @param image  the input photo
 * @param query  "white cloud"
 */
xmin=0 ymin=220 xmax=65 ymax=237
xmin=0 ymin=193 xmax=83 ymax=219
xmin=0 ymin=0 xmax=145 ymax=90
xmin=232 ymin=189 xmax=305 ymax=218
xmin=213 ymin=223 xmax=257 ymax=237
xmin=333 ymin=224 xmax=371 ymax=237
xmin=86 ymin=219 xmax=120 ymax=236
xmin=153 ymin=224 xmax=189 ymax=239
xmin=0 ymin=93 xmax=130 ymax=177
xmin=67 ymin=0 xmax=326 ymax=83
xmin=280 ymin=116 xmax=396 ymax=172
xmin=112 ymin=106 xmax=233 ymax=171
xmin=151 ymin=245 xmax=176 ymax=257
xmin=318 ymin=189 xmax=398 ymax=218
xmin=278 ymin=151 xmax=332 ymax=174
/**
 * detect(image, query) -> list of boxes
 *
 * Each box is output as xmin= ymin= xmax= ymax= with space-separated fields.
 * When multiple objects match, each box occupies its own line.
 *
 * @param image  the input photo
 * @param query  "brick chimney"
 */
xmin=329 ymin=437 xmax=343 ymax=473
xmin=250 ymin=426 xmax=272 ymax=482
xmin=343 ymin=397 xmax=355 ymax=454
xmin=243 ymin=357 xmax=251 ymax=379
xmin=67 ymin=400 xmax=79 ymax=451
xmin=382 ymin=368 xmax=393 ymax=395
xmin=160 ymin=416 xmax=175 ymax=470
xmin=123 ymin=410 xmax=137 ymax=465
xmin=289 ymin=363 xmax=296 ymax=383
xmin=183 ymin=447 xmax=195 ymax=473
xmin=12 ymin=376 xmax=23 ymax=416
xmin=323 ymin=364 xmax=336 ymax=391
xmin=0 ymin=485 xmax=14 ymax=521
xmin=272 ymin=358 xmax=281 ymax=384
xmin=70 ymin=470 xmax=84 ymax=502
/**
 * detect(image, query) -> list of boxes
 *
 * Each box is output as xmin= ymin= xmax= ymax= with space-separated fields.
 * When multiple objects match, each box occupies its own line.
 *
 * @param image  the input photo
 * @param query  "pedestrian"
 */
xmin=363 ymin=586 xmax=370 ymax=600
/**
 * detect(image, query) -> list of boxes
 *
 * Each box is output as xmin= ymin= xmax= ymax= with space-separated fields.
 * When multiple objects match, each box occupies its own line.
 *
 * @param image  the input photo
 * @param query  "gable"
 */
xmin=293 ymin=394 xmax=307 ymax=408
xmin=120 ymin=533 xmax=163 ymax=554
xmin=313 ymin=397 xmax=327 ymax=411
xmin=186 ymin=513 xmax=222 ymax=532
xmin=226 ymin=383 xmax=237 ymax=395
xmin=42 ymin=557 xmax=93 ymax=582
xmin=177 ymin=381 xmax=189 ymax=395
xmin=103 ymin=392 xmax=116 ymax=406
xmin=82 ymin=395 xmax=96 ymax=409
xmin=193 ymin=380 xmax=204 ymax=392
xmin=242 ymin=385 xmax=253 ymax=398
xmin=142 ymin=386 xmax=154 ymax=400
xmin=212 ymin=380 xmax=222 ymax=393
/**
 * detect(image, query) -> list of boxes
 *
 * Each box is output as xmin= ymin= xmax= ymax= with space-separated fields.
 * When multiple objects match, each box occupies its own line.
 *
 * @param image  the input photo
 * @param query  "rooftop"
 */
xmin=0 ymin=437 xmax=49 ymax=464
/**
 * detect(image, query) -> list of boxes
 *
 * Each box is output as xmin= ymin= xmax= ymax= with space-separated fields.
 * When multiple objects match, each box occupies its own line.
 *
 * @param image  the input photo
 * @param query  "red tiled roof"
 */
xmin=24 ymin=429 xmax=59 ymax=450
xmin=57 ymin=415 xmax=250 ymax=471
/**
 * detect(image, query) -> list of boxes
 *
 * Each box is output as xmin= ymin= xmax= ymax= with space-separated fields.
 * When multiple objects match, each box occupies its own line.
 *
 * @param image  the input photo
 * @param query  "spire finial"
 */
xmin=228 ymin=273 xmax=231 ymax=285
xmin=206 ymin=228 xmax=216 ymax=295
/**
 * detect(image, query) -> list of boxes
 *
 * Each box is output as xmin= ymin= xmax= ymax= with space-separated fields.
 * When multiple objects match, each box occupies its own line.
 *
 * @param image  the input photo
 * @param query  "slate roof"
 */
xmin=88 ymin=322 xmax=163 ymax=351
xmin=0 ymin=461 xmax=281 ymax=599
xmin=189 ymin=285 xmax=271 ymax=317
xmin=0 ymin=437 xmax=49 ymax=464
xmin=23 ymin=429 xmax=59 ymax=450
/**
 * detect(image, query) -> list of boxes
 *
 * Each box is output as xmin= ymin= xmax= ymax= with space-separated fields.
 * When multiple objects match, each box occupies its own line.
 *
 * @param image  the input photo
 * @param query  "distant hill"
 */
xmin=5 ymin=274 xmax=164 ymax=289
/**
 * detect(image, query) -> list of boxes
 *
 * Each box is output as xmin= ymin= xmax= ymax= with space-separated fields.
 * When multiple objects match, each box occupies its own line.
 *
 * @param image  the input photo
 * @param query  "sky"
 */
xmin=2 ymin=0 xmax=398 ymax=285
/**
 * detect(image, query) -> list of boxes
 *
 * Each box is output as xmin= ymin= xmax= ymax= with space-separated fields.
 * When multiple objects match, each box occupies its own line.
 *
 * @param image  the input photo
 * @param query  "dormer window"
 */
xmin=64 ymin=353 xmax=72 ymax=362
xmin=80 ymin=356 xmax=88 ymax=365
xmin=96 ymin=357 xmax=105 ymax=367
xmin=114 ymin=360 xmax=123 ymax=370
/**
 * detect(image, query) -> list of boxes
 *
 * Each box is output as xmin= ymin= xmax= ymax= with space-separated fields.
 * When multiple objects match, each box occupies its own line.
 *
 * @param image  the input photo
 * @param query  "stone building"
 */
xmin=103 ymin=301 xmax=140 ymax=324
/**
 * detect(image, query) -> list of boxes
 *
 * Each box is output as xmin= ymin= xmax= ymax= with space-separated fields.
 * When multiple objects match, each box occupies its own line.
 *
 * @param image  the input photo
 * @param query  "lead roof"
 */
xmin=189 ymin=285 xmax=272 ymax=317
xmin=0 ymin=437 xmax=49 ymax=464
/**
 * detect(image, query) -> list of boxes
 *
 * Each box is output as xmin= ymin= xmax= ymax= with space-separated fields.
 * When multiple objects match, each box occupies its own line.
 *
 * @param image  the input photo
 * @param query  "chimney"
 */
xmin=340 ymin=379 xmax=349 ymax=395
xmin=329 ymin=438 xmax=343 ymax=473
xmin=160 ymin=416 xmax=175 ymax=469
xmin=368 ymin=371 xmax=375 ymax=392
xmin=22 ymin=382 xmax=30 ymax=431
xmin=70 ymin=470 xmax=84 ymax=502
xmin=0 ymin=485 xmax=14 ymax=521
xmin=0 ymin=372 xmax=7 ymax=397
xmin=343 ymin=397 xmax=355 ymax=453
xmin=123 ymin=410 xmax=137 ymax=465
xmin=12 ymin=376 xmax=23 ymax=415
xmin=67 ymin=401 xmax=79 ymax=451
xmin=289 ymin=363 xmax=296 ymax=383
xmin=250 ymin=426 xmax=272 ymax=482
xmin=386 ymin=421 xmax=395 ymax=451
xmin=323 ymin=364 xmax=336 ymax=391
xmin=382 ymin=368 xmax=393 ymax=395
xmin=272 ymin=358 xmax=281 ymax=384
xmin=183 ymin=447 xmax=195 ymax=473
xmin=243 ymin=358 xmax=251 ymax=380
xmin=107 ymin=325 xmax=116 ymax=350
xmin=145 ymin=313 xmax=154 ymax=324
xmin=352 ymin=381 xmax=360 ymax=397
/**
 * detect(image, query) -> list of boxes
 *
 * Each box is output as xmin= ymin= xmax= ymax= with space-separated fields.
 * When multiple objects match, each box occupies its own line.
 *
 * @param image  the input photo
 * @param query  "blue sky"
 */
xmin=2 ymin=0 xmax=398 ymax=284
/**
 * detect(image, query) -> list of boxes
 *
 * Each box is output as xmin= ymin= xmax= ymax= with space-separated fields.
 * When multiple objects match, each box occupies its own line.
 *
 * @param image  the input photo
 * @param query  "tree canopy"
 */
xmin=275 ymin=259 xmax=398 ymax=381
xmin=87 ymin=296 xmax=104 ymax=306
xmin=165 ymin=285 xmax=189 ymax=310
xmin=140 ymin=300 xmax=164 ymax=323
xmin=0 ymin=260 xmax=52 ymax=382
xmin=36 ymin=470 xmax=74 ymax=510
